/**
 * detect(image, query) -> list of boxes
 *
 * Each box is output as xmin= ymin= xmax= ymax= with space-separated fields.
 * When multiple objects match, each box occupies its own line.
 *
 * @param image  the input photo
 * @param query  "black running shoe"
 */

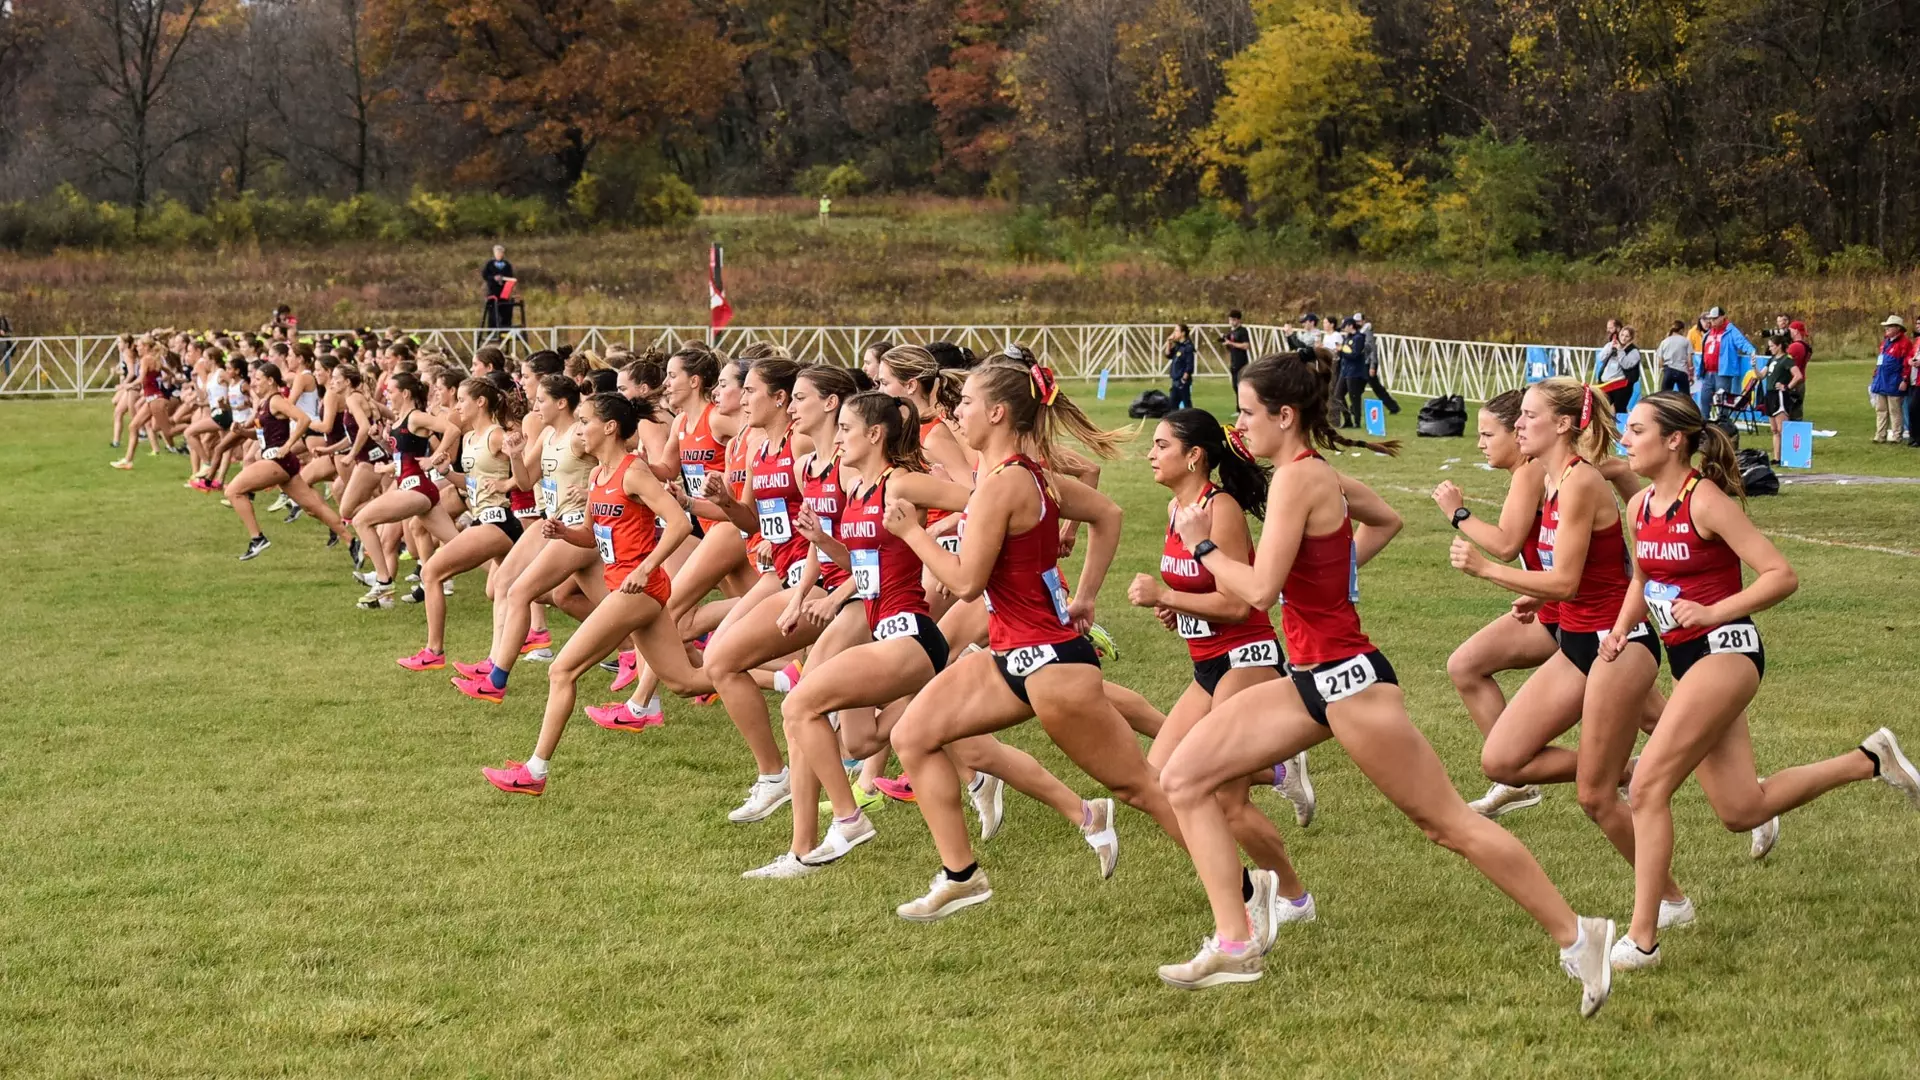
xmin=348 ymin=537 xmax=365 ymax=567
xmin=239 ymin=535 xmax=272 ymax=561
xmin=284 ymin=505 xmax=304 ymax=524
xmin=401 ymin=584 xmax=427 ymax=604
xmin=326 ymin=531 xmax=340 ymax=549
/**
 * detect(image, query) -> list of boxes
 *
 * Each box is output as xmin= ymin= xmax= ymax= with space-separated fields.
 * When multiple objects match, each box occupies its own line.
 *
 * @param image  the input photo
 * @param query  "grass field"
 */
xmin=2 ymin=362 xmax=1918 ymax=1077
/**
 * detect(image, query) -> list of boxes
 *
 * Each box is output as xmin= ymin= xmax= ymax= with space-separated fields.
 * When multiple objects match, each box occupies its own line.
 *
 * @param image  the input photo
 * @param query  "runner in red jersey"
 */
xmin=221 ymin=361 xmax=354 ymax=562
xmin=1161 ymin=352 xmax=1615 ymax=1014
xmin=348 ymin=373 xmax=462 ymax=608
xmin=1604 ymin=392 xmax=1920 ymax=972
xmin=885 ymin=360 xmax=1177 ymax=924
xmin=1123 ymin=408 xmax=1315 ymax=953
xmin=1449 ymin=377 xmax=1688 ymax=932
xmin=483 ymin=393 xmax=701 ymax=797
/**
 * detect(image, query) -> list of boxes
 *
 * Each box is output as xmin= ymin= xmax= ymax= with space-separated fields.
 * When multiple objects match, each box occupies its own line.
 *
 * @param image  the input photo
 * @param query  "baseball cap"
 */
xmin=1704 ymin=305 xmax=1726 ymax=319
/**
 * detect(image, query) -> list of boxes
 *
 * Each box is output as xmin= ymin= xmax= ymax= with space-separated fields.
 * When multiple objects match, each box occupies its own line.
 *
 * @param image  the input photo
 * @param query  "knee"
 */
xmin=1410 ymin=804 xmax=1479 ymax=856
xmin=779 ymin=691 xmax=817 ymax=730
xmin=1445 ymin=646 xmax=1483 ymax=689
xmin=1576 ymin=781 xmax=1621 ymax=823
xmin=1480 ymin=743 xmax=1526 ymax=788
xmin=889 ymin=714 xmax=936 ymax=760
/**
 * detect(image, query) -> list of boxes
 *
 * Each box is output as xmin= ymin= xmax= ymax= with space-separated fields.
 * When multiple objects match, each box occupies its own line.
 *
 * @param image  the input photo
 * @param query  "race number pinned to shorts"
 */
xmin=874 ymin=612 xmax=917 ymax=641
xmin=1041 ymin=567 xmax=1072 ymax=626
xmin=850 ymin=549 xmax=880 ymax=599
xmin=478 ymin=506 xmax=509 ymax=526
xmin=1310 ymin=653 xmax=1378 ymax=704
xmin=1175 ymin=614 xmax=1213 ymax=639
xmin=784 ymin=561 xmax=804 ymax=589
xmin=756 ymin=498 xmax=792 ymax=544
xmin=365 ymin=446 xmax=387 ymax=462
xmin=681 ymin=464 xmax=706 ymax=499
xmin=1227 ymin=640 xmax=1281 ymax=669
xmin=1001 ymin=643 xmax=1058 ymax=678
xmin=560 ymin=510 xmax=585 ymax=528
xmin=1643 ymin=581 xmax=1680 ymax=635
xmin=399 ymin=475 xmax=423 ymax=492
xmin=1707 ymin=622 xmax=1761 ymax=655
xmin=593 ymin=522 xmax=615 ymax=564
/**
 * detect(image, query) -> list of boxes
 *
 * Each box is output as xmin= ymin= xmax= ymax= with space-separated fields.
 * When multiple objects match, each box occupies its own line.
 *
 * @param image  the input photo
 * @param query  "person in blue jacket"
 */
xmin=1336 ymin=316 xmax=1370 ymax=427
xmin=1165 ymin=323 xmax=1195 ymax=409
xmin=1704 ymin=306 xmax=1756 ymax=409
xmin=1870 ymin=315 xmax=1912 ymax=443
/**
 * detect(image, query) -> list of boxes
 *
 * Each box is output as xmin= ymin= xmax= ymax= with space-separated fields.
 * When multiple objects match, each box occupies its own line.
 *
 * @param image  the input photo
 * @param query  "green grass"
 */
xmin=2 ymin=363 xmax=1917 ymax=1077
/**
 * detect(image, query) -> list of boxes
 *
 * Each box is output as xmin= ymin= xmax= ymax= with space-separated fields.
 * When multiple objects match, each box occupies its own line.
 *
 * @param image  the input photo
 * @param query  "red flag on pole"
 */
xmin=709 ymin=244 xmax=733 ymax=330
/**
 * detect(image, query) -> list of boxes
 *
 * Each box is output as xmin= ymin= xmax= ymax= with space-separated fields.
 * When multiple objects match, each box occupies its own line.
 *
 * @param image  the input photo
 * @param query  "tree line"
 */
xmin=1 ymin=0 xmax=1916 ymax=265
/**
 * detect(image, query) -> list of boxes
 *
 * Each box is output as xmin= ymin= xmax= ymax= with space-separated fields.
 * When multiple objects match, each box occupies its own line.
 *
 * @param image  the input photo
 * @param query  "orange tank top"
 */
xmin=920 ymin=418 xmax=951 ymax=527
xmin=676 ymin=402 xmax=724 ymax=530
xmin=590 ymin=454 xmax=660 ymax=589
xmin=726 ymin=429 xmax=759 ymax=546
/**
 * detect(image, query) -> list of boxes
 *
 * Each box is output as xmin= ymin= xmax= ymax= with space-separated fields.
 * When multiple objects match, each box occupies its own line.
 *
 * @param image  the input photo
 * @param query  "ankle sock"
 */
xmin=945 ymin=861 xmax=978 ymax=883
xmin=488 ymin=666 xmax=509 ymax=691
xmin=526 ymin=755 xmax=549 ymax=779
xmin=1860 ymin=745 xmax=1883 ymax=776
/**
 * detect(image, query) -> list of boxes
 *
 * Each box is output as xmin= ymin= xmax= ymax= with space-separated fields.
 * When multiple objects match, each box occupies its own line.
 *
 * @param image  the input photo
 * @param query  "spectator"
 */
xmin=1687 ymin=313 xmax=1709 ymax=410
xmin=1908 ymin=333 xmax=1920 ymax=448
xmin=1870 ymin=315 xmax=1911 ymax=443
xmin=1336 ymin=316 xmax=1369 ymax=428
xmin=1164 ymin=324 xmax=1195 ymax=409
xmin=1786 ymin=319 xmax=1811 ymax=374
xmin=1656 ymin=319 xmax=1692 ymax=395
xmin=1703 ymin=306 xmax=1756 ymax=415
xmin=1220 ymin=309 xmax=1251 ymax=386
xmin=1764 ymin=336 xmax=1803 ymax=464
xmin=1283 ymin=313 xmax=1323 ymax=351
xmin=1602 ymin=317 xmax=1622 ymax=347
xmin=1597 ymin=324 xmax=1643 ymax=414
xmin=1355 ymin=311 xmax=1399 ymax=413
xmin=481 ymin=245 xmax=515 ymax=329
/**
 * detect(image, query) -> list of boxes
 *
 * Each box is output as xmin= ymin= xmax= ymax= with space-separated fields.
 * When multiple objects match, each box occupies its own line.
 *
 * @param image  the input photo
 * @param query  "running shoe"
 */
xmin=817 ymin=784 xmax=885 ymax=816
xmin=1750 ymin=816 xmax=1781 ymax=860
xmin=1470 ymin=782 xmax=1544 ymax=819
xmin=801 ymin=813 xmax=876 ymax=865
xmin=691 ymin=692 xmax=719 ymax=706
xmin=1274 ymin=751 xmax=1315 ymax=827
xmin=1559 ymin=916 xmax=1616 ymax=1018
xmin=239 ymin=535 xmax=271 ymax=561
xmin=1863 ymin=727 xmax=1920 ymax=809
xmin=187 ymin=477 xmax=210 ymax=491
xmin=284 ymin=505 xmax=304 ymax=524
xmin=219 ymin=497 xmax=232 ymax=507
xmin=406 ymin=571 xmax=421 ymax=583
xmin=1157 ymin=937 xmax=1262 ymax=990
xmin=325 ymin=529 xmax=339 ymax=548
xmin=873 ymin=775 xmax=916 ymax=803
xmin=520 ymin=629 xmax=552 ymax=655
xmin=353 ymin=569 xmax=381 ymax=588
xmin=1087 ymin=622 xmax=1119 ymax=660
xmin=1610 ymin=936 xmax=1661 ymax=972
xmin=742 ymin=853 xmax=817 ymax=880
xmin=1658 ymin=897 xmax=1696 ymax=931
xmin=597 ymin=657 xmax=622 ymax=674
xmin=348 ymin=537 xmax=365 ymax=568
xmin=970 ymin=773 xmax=1006 ymax=841
xmin=398 ymin=545 xmax=414 ymax=562
xmin=267 ymin=493 xmax=291 ymax=513
xmin=453 ymin=658 xmax=494 ymax=680
xmin=400 ymin=585 xmax=427 ymax=604
xmin=896 ymin=868 xmax=992 ymax=922
xmin=356 ymin=584 xmax=393 ymax=610
xmin=609 ymin=650 xmax=639 ymax=693
xmin=109 ymin=460 xmax=132 ymax=470
xmin=1246 ymin=868 xmax=1280 ymax=954
xmin=728 ymin=774 xmax=792 ymax=823
xmin=1082 ymin=797 xmax=1119 ymax=879
xmin=587 ymin=700 xmax=665 ymax=732
xmin=522 ymin=648 xmax=554 ymax=663
xmin=396 ymin=647 xmax=445 ymax=671
xmin=1274 ymin=889 xmax=1317 ymax=930
xmin=452 ymin=675 xmax=505 ymax=704
xmin=442 ymin=580 xmax=454 ymax=596
xmin=773 ymin=661 xmax=805 ymax=693
xmin=481 ymin=760 xmax=546 ymax=796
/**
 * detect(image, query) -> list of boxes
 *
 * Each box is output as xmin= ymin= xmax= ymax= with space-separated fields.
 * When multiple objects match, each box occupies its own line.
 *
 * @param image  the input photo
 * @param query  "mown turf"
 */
xmin=1 ymin=362 xmax=1917 ymax=1078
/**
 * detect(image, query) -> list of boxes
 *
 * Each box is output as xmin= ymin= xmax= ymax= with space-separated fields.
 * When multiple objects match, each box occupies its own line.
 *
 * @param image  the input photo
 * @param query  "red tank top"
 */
xmin=676 ymin=403 xmax=724 ymax=529
xmin=1520 ymin=506 xmax=1562 ymax=627
xmin=1279 ymin=452 xmax=1372 ymax=665
xmin=840 ymin=467 xmax=930 ymax=624
xmin=920 ymin=418 xmax=951 ymax=528
xmin=590 ymin=454 xmax=660 ymax=591
xmin=1160 ymin=486 xmax=1277 ymax=661
xmin=141 ymin=367 xmax=163 ymax=396
xmin=801 ymin=454 xmax=850 ymax=589
xmin=1634 ymin=473 xmax=1744 ymax=645
xmin=750 ymin=432 xmax=808 ymax=580
xmin=982 ymin=456 xmax=1077 ymax=652
xmin=1538 ymin=457 xmax=1631 ymax=633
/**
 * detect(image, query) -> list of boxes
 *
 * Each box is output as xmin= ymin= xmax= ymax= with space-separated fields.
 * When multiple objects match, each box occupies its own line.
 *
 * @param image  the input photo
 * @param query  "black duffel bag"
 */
xmin=1416 ymin=394 xmax=1467 ymax=437
xmin=1736 ymin=448 xmax=1779 ymax=496
xmin=1128 ymin=388 xmax=1172 ymax=419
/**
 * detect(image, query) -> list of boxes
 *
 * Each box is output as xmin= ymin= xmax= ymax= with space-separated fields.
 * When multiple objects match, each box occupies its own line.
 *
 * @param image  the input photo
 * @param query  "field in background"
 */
xmin=1 ymin=364 xmax=1917 ymax=1077
xmin=6 ymin=198 xmax=1920 ymax=349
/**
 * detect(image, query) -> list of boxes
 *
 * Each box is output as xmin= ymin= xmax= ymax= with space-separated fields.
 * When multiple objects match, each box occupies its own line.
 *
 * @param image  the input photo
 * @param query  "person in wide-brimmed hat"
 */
xmin=1871 ymin=315 xmax=1911 ymax=443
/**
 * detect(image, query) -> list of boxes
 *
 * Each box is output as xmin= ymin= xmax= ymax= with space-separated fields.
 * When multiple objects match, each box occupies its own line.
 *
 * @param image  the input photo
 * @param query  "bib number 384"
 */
xmin=1312 ymin=654 xmax=1378 ymax=704
xmin=1002 ymin=644 xmax=1058 ymax=678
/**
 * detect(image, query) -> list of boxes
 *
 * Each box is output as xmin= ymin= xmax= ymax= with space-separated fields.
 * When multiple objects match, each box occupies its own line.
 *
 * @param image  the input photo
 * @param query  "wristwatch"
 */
xmin=1191 ymin=539 xmax=1219 ymax=561
xmin=1450 ymin=507 xmax=1472 ymax=529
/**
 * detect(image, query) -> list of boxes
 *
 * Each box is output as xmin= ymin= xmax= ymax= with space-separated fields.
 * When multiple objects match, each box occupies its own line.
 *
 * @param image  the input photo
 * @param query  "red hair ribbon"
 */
xmin=1579 ymin=384 xmax=1594 ymax=430
xmin=1227 ymin=426 xmax=1255 ymax=462
xmin=1029 ymin=365 xmax=1059 ymax=406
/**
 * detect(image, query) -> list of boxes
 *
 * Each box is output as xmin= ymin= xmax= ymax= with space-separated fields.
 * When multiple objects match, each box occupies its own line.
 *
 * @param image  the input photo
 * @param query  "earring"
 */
xmin=1187 ymin=461 xmax=1195 ymax=472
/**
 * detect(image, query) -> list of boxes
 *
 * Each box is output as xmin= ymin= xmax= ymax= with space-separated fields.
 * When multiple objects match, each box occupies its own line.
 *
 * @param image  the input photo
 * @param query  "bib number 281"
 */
xmin=1707 ymin=623 xmax=1760 ymax=655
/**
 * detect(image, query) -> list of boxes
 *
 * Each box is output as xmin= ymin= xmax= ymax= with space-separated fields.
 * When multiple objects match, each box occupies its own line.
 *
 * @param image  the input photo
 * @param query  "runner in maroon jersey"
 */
xmin=1605 ymin=393 xmax=1920 ymax=972
xmin=1160 ymin=351 xmax=1615 ymax=1016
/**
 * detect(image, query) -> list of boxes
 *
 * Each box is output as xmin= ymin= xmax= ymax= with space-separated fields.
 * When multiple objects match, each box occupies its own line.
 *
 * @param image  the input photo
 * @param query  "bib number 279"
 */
xmin=1312 ymin=654 xmax=1377 ymax=704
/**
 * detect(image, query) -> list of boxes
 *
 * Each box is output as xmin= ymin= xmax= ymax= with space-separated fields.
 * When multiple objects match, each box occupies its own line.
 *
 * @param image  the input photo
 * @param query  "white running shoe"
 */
xmin=1245 ymin=869 xmax=1279 ymax=954
xmin=1157 ymin=937 xmax=1262 ymax=990
xmin=1750 ymin=816 xmax=1780 ymax=860
xmin=1559 ymin=916 xmax=1616 ymax=1018
xmin=1610 ymin=935 xmax=1662 ymax=972
xmin=742 ymin=852 xmax=817 ymax=880
xmin=1657 ymin=896 xmax=1696 ymax=930
xmin=1470 ymin=782 xmax=1544 ymax=818
xmin=728 ymin=773 xmax=793 ymax=823
xmin=1863 ymin=728 xmax=1920 ymax=810
xmin=970 ymin=773 xmax=1006 ymax=841
xmin=1273 ymin=889 xmax=1317 ymax=929
xmin=896 ymin=868 xmax=992 ymax=922
xmin=1275 ymin=752 xmax=1315 ymax=827
xmin=352 ymin=569 xmax=380 ymax=588
xmin=442 ymin=580 xmax=454 ymax=596
xmin=266 ymin=493 xmax=291 ymax=514
xmin=1081 ymin=797 xmax=1119 ymax=879
xmin=802 ymin=813 xmax=876 ymax=865
xmin=356 ymin=583 xmax=393 ymax=610
xmin=521 ymin=647 xmax=555 ymax=663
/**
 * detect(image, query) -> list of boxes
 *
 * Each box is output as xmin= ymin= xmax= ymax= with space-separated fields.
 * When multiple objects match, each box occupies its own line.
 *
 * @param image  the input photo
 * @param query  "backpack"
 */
xmin=1416 ymin=394 xmax=1467 ymax=437
xmin=1735 ymin=448 xmax=1779 ymax=496
xmin=1128 ymin=388 xmax=1172 ymax=420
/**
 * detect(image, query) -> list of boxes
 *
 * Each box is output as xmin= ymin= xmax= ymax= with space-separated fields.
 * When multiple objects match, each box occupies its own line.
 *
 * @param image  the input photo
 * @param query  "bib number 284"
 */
xmin=1002 ymin=644 xmax=1058 ymax=678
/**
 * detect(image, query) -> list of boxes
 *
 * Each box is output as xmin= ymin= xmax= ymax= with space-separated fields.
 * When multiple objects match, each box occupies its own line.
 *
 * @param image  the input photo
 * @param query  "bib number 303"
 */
xmin=1001 ymin=644 xmax=1058 ymax=678
xmin=1707 ymin=623 xmax=1760 ymax=655
xmin=1312 ymin=654 xmax=1378 ymax=704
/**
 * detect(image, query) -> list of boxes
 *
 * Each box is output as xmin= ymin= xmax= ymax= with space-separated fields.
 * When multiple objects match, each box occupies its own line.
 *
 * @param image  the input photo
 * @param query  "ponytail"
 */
xmin=1240 ymin=351 xmax=1401 ymax=457
xmin=843 ymin=390 xmax=929 ymax=472
xmin=882 ymin=344 xmax=965 ymax=417
xmin=969 ymin=360 xmax=1132 ymax=462
xmin=1162 ymin=407 xmax=1272 ymax=518
xmin=1529 ymin=377 xmax=1616 ymax=463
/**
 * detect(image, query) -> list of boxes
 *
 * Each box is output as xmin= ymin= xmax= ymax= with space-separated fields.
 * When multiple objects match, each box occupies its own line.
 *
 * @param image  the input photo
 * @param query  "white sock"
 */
xmin=758 ymin=767 xmax=789 ymax=784
xmin=1560 ymin=921 xmax=1588 ymax=958
xmin=627 ymin=692 xmax=660 ymax=714
xmin=527 ymin=755 xmax=549 ymax=779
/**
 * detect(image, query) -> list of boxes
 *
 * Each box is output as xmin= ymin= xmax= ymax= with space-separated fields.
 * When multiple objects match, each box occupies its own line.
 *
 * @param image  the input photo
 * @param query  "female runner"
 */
xmin=481 ymin=394 xmax=706 ymax=795
xmin=884 ymin=361 xmax=1181 ymax=922
xmin=329 ymin=365 xmax=389 ymax=523
xmin=108 ymin=339 xmax=171 ymax=469
xmin=1125 ymin=408 xmax=1316 ymax=952
xmin=1608 ymin=393 xmax=1920 ymax=970
xmin=1448 ymin=378 xmax=1692 ymax=928
xmin=1155 ymin=352 xmax=1614 ymax=1015
xmin=395 ymin=378 xmax=530 ymax=669
xmin=222 ymin=362 xmax=354 ymax=560
xmin=350 ymin=373 xmax=461 ymax=608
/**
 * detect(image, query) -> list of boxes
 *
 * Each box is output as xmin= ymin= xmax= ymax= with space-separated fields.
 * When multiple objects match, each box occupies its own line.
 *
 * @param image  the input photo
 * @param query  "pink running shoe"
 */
xmin=397 ymin=647 xmax=445 ymax=671
xmin=587 ymin=701 xmax=665 ymax=732
xmin=520 ymin=629 xmax=552 ymax=655
xmin=692 ymin=692 xmax=719 ymax=706
xmin=609 ymin=650 xmax=639 ymax=693
xmin=482 ymin=760 xmax=546 ymax=796
xmin=773 ymin=661 xmax=805 ymax=693
xmin=873 ymin=775 xmax=917 ymax=803
xmin=453 ymin=658 xmax=495 ymax=680
xmin=452 ymin=675 xmax=505 ymax=704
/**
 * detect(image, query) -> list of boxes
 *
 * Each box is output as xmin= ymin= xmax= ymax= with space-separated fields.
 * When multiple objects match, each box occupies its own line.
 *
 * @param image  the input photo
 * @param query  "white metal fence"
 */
xmin=0 ymin=323 xmax=1590 ymax=400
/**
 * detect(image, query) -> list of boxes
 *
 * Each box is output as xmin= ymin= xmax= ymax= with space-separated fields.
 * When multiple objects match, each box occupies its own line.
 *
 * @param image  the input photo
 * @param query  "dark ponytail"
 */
xmin=1241 ymin=350 xmax=1401 ymax=457
xmin=587 ymin=392 xmax=640 ymax=440
xmin=1641 ymin=391 xmax=1745 ymax=500
xmin=537 ymin=373 xmax=583 ymax=412
xmin=1483 ymin=389 xmax=1524 ymax=430
xmin=843 ymin=390 xmax=929 ymax=471
xmin=1162 ymin=408 xmax=1272 ymax=518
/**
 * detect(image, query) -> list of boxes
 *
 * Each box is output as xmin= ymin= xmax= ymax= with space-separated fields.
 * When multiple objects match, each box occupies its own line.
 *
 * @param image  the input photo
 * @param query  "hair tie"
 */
xmin=1294 ymin=346 xmax=1315 ymax=362
xmin=1579 ymin=385 xmax=1594 ymax=430
xmin=1227 ymin=427 xmax=1255 ymax=462
xmin=1028 ymin=365 xmax=1059 ymax=406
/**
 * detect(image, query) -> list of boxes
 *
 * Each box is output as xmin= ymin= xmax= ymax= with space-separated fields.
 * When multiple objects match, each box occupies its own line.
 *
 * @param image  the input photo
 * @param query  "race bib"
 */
xmin=938 ymin=534 xmax=962 ymax=555
xmin=1227 ymin=639 xmax=1281 ymax=669
xmin=1311 ymin=653 xmax=1378 ymax=704
xmin=560 ymin=510 xmax=585 ymax=528
xmin=593 ymin=522 xmax=615 ymax=564
xmin=1347 ymin=538 xmax=1361 ymax=603
xmin=680 ymin=463 xmax=706 ymax=499
xmin=1176 ymin=614 xmax=1213 ymax=639
xmin=1644 ymin=581 xmax=1680 ymax=634
xmin=541 ymin=478 xmax=559 ymax=515
xmin=466 ymin=477 xmax=479 ymax=505
xmin=874 ymin=612 xmax=917 ymax=641
xmin=784 ymin=561 xmax=804 ymax=589
xmin=477 ymin=506 xmax=508 ymax=526
xmin=756 ymin=498 xmax=792 ymax=544
xmin=399 ymin=475 xmax=422 ymax=492
xmin=1001 ymin=643 xmax=1058 ymax=678
xmin=428 ymin=468 xmax=446 ymax=483
xmin=816 ymin=518 xmax=835 ymax=565
xmin=1707 ymin=622 xmax=1761 ymax=655
xmin=850 ymin=549 xmax=880 ymax=599
xmin=1041 ymin=567 xmax=1072 ymax=625
xmin=365 ymin=446 xmax=387 ymax=462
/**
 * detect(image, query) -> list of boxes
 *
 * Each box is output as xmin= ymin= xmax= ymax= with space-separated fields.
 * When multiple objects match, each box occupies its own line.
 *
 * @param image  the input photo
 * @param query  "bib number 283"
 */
xmin=1312 ymin=654 xmax=1377 ymax=704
